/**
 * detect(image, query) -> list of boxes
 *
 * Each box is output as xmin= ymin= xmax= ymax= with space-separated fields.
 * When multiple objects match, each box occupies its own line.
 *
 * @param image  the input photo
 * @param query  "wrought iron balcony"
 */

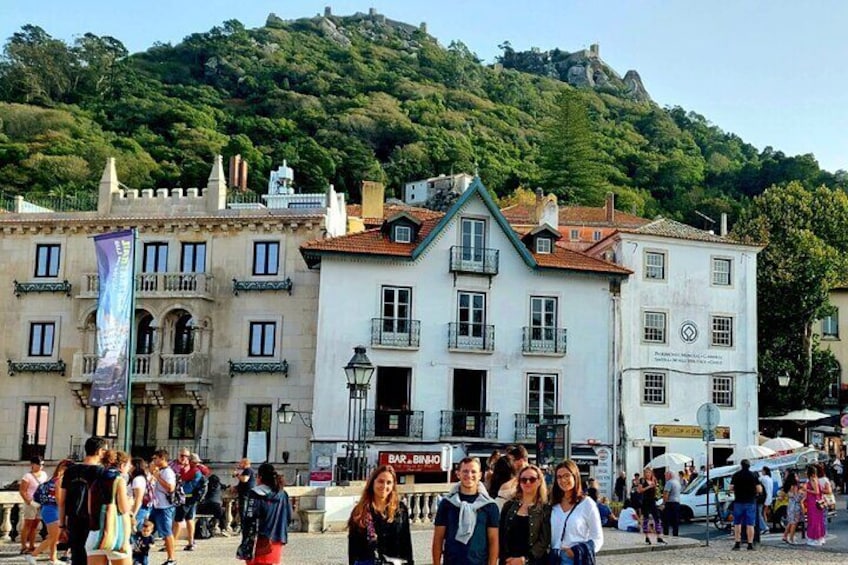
xmin=449 ymin=246 xmax=499 ymax=275
xmin=13 ymin=280 xmax=72 ymax=297
xmin=440 ymin=410 xmax=498 ymax=440
xmin=7 ymin=359 xmax=66 ymax=376
xmin=364 ymin=409 xmax=424 ymax=440
xmin=448 ymin=322 xmax=494 ymax=352
xmin=232 ymin=277 xmax=293 ymax=296
xmin=371 ymin=318 xmax=421 ymax=348
xmin=514 ymin=413 xmax=569 ymax=442
xmin=522 ymin=327 xmax=568 ymax=355
xmin=229 ymin=359 xmax=289 ymax=378
xmin=73 ymin=353 xmax=210 ymax=383
xmin=80 ymin=272 xmax=214 ymax=300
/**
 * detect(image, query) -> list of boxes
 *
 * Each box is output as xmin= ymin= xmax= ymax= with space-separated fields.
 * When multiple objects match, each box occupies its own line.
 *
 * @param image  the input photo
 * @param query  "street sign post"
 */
xmin=697 ymin=402 xmax=720 ymax=546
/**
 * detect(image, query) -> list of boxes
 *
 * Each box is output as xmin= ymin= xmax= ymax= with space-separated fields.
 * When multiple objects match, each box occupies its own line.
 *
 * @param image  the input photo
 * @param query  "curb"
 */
xmin=600 ymin=540 xmax=701 ymax=555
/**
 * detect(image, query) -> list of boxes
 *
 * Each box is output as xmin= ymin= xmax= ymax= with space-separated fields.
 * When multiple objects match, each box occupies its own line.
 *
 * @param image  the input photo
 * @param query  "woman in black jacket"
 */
xmin=498 ymin=464 xmax=551 ymax=565
xmin=348 ymin=465 xmax=413 ymax=565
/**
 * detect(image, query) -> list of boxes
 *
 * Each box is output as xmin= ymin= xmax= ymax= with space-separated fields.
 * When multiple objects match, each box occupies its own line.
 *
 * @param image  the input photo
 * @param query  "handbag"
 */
xmin=91 ymin=477 xmax=131 ymax=553
xmin=548 ymin=499 xmax=583 ymax=565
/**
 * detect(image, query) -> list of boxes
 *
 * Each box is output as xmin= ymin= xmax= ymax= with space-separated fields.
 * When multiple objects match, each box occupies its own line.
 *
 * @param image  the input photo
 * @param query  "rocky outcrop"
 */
xmin=623 ymin=70 xmax=650 ymax=103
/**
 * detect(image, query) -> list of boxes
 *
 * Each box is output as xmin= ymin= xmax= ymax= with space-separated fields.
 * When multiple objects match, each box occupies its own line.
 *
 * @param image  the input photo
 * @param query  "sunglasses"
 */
xmin=519 ymin=476 xmax=539 ymax=484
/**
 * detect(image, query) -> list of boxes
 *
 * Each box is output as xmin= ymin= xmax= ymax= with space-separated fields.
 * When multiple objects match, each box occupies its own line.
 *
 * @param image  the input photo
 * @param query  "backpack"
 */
xmin=65 ymin=472 xmax=90 ymax=519
xmin=167 ymin=479 xmax=186 ymax=506
xmin=141 ymin=475 xmax=156 ymax=507
xmin=33 ymin=479 xmax=51 ymax=506
xmin=193 ymin=474 xmax=209 ymax=503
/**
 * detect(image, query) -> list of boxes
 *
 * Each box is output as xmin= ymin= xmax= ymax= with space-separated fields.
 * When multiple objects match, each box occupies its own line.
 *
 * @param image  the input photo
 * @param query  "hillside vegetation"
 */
xmin=0 ymin=11 xmax=841 ymax=225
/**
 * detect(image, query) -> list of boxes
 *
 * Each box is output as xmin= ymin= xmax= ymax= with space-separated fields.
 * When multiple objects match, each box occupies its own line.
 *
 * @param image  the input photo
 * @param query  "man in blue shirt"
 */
xmin=432 ymin=457 xmax=499 ymax=564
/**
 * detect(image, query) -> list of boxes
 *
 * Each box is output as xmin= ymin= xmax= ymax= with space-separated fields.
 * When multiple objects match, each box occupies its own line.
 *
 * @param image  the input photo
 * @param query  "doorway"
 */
xmin=375 ymin=367 xmax=411 ymax=436
xmin=452 ymin=369 xmax=487 ymax=437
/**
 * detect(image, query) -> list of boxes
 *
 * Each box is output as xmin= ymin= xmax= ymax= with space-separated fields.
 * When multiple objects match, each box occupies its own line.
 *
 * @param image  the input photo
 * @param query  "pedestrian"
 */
xmin=506 ymin=445 xmax=529 ymax=474
xmin=25 ymin=459 xmax=73 ymax=565
xmin=173 ymin=453 xmax=204 ymax=551
xmin=803 ymin=465 xmax=826 ymax=546
xmin=432 ymin=457 xmax=499 ymax=565
xmin=781 ymin=472 xmax=802 ymax=545
xmin=233 ymin=458 xmax=256 ymax=529
xmin=729 ymin=458 xmax=760 ymax=551
xmin=614 ymin=471 xmax=626 ymax=503
xmin=128 ymin=458 xmax=150 ymax=533
xmin=587 ymin=489 xmax=617 ymax=529
xmin=677 ymin=470 xmax=688 ymax=489
xmin=757 ymin=467 xmax=773 ymax=535
xmin=661 ymin=470 xmax=680 ymax=537
xmin=85 ymin=449 xmax=133 ymax=565
xmin=487 ymin=454 xmax=517 ymax=511
xmin=637 ymin=467 xmax=665 ymax=546
xmin=550 ymin=460 xmax=603 ymax=563
xmin=149 ymin=449 xmax=177 ymax=565
xmin=19 ymin=455 xmax=48 ymax=555
xmin=238 ymin=462 xmax=291 ymax=565
xmin=498 ymin=464 xmax=550 ymax=565
xmin=347 ymin=464 xmax=413 ymax=565
xmin=629 ymin=473 xmax=642 ymax=510
xmin=484 ymin=451 xmax=501 ymax=486
xmin=59 ymin=436 xmax=108 ymax=565
xmin=198 ymin=471 xmax=228 ymax=536
xmin=616 ymin=501 xmax=640 ymax=533
xmin=132 ymin=520 xmax=155 ymax=565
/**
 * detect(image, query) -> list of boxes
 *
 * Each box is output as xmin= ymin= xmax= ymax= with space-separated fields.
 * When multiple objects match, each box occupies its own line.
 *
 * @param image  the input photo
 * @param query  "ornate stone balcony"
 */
xmin=71 ymin=352 xmax=211 ymax=384
xmin=79 ymin=272 xmax=214 ymax=300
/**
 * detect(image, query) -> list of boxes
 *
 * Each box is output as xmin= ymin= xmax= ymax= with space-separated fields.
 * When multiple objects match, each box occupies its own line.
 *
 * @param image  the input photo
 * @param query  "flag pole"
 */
xmin=123 ymin=228 xmax=138 ymax=452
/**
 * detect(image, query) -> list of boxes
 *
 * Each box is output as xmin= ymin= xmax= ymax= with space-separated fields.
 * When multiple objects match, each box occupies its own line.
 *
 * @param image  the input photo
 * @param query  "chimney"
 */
xmin=361 ymin=180 xmax=385 ymax=220
xmin=98 ymin=157 xmax=119 ymax=215
xmin=228 ymin=155 xmax=240 ymax=189
xmin=533 ymin=187 xmax=544 ymax=223
xmin=206 ymin=155 xmax=227 ymax=212
xmin=540 ymin=194 xmax=559 ymax=230
xmin=239 ymin=158 xmax=248 ymax=191
xmin=605 ymin=192 xmax=615 ymax=223
xmin=720 ymin=213 xmax=728 ymax=237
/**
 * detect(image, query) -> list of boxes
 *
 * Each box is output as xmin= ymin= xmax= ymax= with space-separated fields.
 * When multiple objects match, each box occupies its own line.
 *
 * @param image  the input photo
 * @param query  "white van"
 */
xmin=678 ymin=448 xmax=827 ymax=521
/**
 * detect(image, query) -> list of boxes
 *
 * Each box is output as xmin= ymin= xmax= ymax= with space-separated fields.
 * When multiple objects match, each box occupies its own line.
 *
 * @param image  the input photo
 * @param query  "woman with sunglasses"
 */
xmin=550 ymin=460 xmax=602 ymax=565
xmin=498 ymin=464 xmax=550 ymax=565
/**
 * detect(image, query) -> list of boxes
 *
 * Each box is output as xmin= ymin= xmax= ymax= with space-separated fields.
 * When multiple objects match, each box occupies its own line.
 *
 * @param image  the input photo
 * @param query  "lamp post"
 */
xmin=343 ymin=345 xmax=375 ymax=482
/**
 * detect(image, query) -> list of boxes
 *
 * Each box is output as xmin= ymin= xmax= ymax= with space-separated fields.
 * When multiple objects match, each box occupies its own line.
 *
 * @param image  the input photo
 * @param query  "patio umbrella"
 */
xmin=757 ymin=433 xmax=771 ymax=445
xmin=769 ymin=409 xmax=830 ymax=422
xmin=761 ymin=437 xmax=804 ymax=452
xmin=727 ymin=445 xmax=776 ymax=462
xmin=646 ymin=452 xmax=692 ymax=469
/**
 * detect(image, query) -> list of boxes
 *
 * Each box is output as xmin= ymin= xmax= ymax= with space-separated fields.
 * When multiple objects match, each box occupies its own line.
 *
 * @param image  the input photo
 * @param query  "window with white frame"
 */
xmin=711 ymin=315 xmax=734 ymax=347
xmin=570 ymin=229 xmax=579 ymax=241
xmin=34 ymin=244 xmax=61 ymax=278
xmin=394 ymin=225 xmax=412 ymax=244
xmin=248 ymin=321 xmax=276 ymax=357
xmin=643 ymin=311 xmax=667 ymax=343
xmin=822 ymin=310 xmax=839 ymax=338
xmin=712 ymin=375 xmax=734 ymax=406
xmin=28 ymin=322 xmax=55 ymax=357
xmin=642 ymin=372 xmax=666 ymax=404
xmin=712 ymin=257 xmax=732 ymax=286
xmin=593 ymin=230 xmax=602 ymax=241
xmin=527 ymin=373 xmax=557 ymax=423
xmin=644 ymin=251 xmax=666 ymax=280
xmin=381 ymin=286 xmax=411 ymax=333
xmin=535 ymin=237 xmax=552 ymax=254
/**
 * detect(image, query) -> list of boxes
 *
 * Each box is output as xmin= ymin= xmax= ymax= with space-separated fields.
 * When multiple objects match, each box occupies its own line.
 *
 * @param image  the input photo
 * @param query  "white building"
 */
xmin=403 ymin=173 xmax=474 ymax=205
xmin=588 ymin=218 xmax=762 ymax=486
xmin=302 ymin=180 xmax=629 ymax=488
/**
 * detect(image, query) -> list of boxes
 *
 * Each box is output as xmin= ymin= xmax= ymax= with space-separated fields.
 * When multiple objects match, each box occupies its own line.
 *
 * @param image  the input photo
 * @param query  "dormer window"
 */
xmin=394 ymin=225 xmax=413 ymax=244
xmin=570 ymin=229 xmax=579 ymax=241
xmin=535 ymin=237 xmax=552 ymax=254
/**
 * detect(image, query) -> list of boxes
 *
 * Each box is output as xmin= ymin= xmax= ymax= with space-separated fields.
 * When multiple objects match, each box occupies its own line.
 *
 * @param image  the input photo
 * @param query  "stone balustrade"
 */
xmin=0 ymin=491 xmax=25 ymax=542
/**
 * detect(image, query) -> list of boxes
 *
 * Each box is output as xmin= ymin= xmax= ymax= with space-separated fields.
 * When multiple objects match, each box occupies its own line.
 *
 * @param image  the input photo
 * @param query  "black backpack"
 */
xmin=194 ymin=474 xmax=209 ymax=503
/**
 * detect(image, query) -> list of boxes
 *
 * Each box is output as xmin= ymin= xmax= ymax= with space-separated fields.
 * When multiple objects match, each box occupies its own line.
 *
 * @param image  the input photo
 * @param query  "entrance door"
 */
xmin=22 ymin=403 xmax=49 ymax=460
xmin=244 ymin=405 xmax=272 ymax=459
xmin=375 ymin=367 xmax=411 ymax=436
xmin=452 ymin=369 xmax=487 ymax=437
xmin=132 ymin=405 xmax=157 ymax=460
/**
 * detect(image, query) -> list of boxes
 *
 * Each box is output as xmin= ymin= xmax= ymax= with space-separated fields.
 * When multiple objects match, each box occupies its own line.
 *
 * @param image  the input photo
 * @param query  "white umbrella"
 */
xmin=761 ymin=437 xmax=804 ymax=452
xmin=646 ymin=452 xmax=692 ymax=469
xmin=769 ymin=409 xmax=830 ymax=422
xmin=727 ymin=444 xmax=776 ymax=462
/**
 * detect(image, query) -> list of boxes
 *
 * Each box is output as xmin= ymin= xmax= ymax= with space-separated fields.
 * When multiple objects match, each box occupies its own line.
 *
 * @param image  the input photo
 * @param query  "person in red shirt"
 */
xmin=173 ymin=455 xmax=204 ymax=550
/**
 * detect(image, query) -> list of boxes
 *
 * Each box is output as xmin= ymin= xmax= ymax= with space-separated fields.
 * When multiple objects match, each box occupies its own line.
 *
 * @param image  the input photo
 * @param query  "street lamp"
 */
xmin=777 ymin=372 xmax=791 ymax=388
xmin=343 ymin=345 xmax=375 ymax=482
xmin=276 ymin=403 xmax=313 ymax=429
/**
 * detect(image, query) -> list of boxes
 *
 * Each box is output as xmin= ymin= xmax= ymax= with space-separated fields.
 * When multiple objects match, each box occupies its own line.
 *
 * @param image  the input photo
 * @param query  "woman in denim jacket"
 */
xmin=241 ymin=463 xmax=291 ymax=565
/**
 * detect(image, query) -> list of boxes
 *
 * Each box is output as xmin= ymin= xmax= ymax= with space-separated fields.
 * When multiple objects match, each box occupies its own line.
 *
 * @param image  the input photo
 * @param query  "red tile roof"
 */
xmin=535 ymin=244 xmax=631 ymax=274
xmin=501 ymin=203 xmax=650 ymax=228
xmin=346 ymin=203 xmax=444 ymax=225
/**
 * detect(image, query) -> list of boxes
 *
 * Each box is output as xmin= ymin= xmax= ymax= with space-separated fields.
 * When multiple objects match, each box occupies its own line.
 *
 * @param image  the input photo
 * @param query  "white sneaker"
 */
xmin=24 ymin=555 xmax=36 ymax=565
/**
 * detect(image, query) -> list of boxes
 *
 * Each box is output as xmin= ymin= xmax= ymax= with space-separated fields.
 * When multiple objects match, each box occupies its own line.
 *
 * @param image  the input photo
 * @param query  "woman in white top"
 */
xmin=19 ymin=456 xmax=48 ymax=555
xmin=549 ymin=460 xmax=603 ymax=564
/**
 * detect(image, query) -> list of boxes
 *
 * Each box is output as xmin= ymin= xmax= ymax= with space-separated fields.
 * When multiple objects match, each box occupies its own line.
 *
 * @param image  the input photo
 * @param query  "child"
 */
xmin=133 ymin=520 xmax=155 ymax=565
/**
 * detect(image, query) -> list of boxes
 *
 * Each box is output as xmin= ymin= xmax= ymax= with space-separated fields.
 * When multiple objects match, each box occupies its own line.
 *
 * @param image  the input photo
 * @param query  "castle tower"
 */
xmin=206 ymin=155 xmax=227 ymax=212
xmin=97 ymin=157 xmax=119 ymax=216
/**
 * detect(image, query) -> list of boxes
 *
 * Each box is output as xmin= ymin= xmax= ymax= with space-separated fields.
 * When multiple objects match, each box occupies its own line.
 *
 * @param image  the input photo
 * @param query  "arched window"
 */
xmin=137 ymin=314 xmax=155 ymax=355
xmin=174 ymin=313 xmax=195 ymax=354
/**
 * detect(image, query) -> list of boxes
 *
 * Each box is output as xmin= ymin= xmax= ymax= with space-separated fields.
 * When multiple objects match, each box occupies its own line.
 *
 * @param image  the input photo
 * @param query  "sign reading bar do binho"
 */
xmin=379 ymin=451 xmax=443 ymax=473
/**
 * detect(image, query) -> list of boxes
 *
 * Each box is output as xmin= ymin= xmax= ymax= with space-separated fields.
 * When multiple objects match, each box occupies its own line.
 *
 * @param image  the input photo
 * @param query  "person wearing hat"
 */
xmin=730 ymin=459 xmax=762 ymax=551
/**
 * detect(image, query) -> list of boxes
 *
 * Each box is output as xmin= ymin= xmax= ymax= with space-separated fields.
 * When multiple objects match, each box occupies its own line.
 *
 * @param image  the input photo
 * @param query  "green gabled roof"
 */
xmin=411 ymin=177 xmax=537 ymax=267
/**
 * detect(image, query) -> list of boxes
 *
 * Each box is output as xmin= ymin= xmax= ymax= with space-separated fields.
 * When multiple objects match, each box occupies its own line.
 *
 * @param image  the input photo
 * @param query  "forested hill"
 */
xmin=0 ymin=10 xmax=840 ymax=222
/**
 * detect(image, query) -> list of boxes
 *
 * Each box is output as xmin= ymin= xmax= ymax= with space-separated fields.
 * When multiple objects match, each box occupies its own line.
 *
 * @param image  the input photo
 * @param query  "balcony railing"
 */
xmin=7 ymin=359 xmax=66 ymax=376
xmin=364 ymin=409 xmax=424 ymax=440
xmin=75 ymin=352 xmax=210 ymax=382
xmin=448 ymin=323 xmax=494 ymax=352
xmin=80 ymin=272 xmax=214 ymax=300
xmin=371 ymin=318 xmax=421 ymax=348
xmin=440 ymin=410 xmax=498 ymax=440
xmin=514 ymin=413 xmax=569 ymax=442
xmin=522 ymin=327 xmax=568 ymax=355
xmin=13 ymin=280 xmax=72 ymax=297
xmin=449 ymin=246 xmax=499 ymax=275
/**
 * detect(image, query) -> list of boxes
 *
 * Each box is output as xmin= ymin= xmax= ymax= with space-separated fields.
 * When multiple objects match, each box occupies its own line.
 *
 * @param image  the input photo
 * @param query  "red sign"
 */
xmin=379 ymin=451 xmax=443 ymax=473
xmin=309 ymin=471 xmax=332 ymax=482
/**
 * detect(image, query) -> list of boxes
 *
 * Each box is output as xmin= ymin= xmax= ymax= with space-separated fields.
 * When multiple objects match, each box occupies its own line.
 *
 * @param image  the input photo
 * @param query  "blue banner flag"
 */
xmin=91 ymin=229 xmax=136 ymax=407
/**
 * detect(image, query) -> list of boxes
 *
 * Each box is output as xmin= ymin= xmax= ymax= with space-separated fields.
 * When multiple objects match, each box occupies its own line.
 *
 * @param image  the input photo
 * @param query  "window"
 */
xmin=530 ymin=296 xmax=557 ymax=341
xmin=22 ymin=403 xmax=49 ymax=460
xmin=253 ymin=241 xmax=280 ymax=276
xmin=712 ymin=375 xmax=734 ymax=407
xmin=181 ymin=242 xmax=206 ymax=273
xmin=642 ymin=372 xmax=666 ymax=404
xmin=28 ymin=322 xmax=55 ymax=357
xmin=570 ymin=229 xmax=579 ymax=241
xmin=458 ymin=291 xmax=486 ymax=337
xmin=169 ymin=404 xmax=196 ymax=439
xmin=174 ymin=313 xmax=195 ymax=354
xmin=645 ymin=251 xmax=666 ymax=280
xmin=642 ymin=311 xmax=667 ymax=344
xmin=535 ymin=238 xmax=552 ymax=254
xmin=142 ymin=242 xmax=168 ymax=273
xmin=394 ymin=225 xmax=412 ymax=244
xmin=823 ymin=311 xmax=839 ymax=338
xmin=460 ymin=218 xmax=486 ymax=261
xmin=382 ymin=286 xmax=411 ymax=333
xmin=34 ymin=244 xmax=60 ymax=277
xmin=93 ymin=405 xmax=119 ymax=439
xmin=593 ymin=230 xmax=602 ymax=241
xmin=249 ymin=322 xmax=276 ymax=357
xmin=711 ymin=316 xmax=734 ymax=347
xmin=712 ymin=257 xmax=732 ymax=286
xmin=243 ymin=404 xmax=272 ymax=458
xmin=527 ymin=373 xmax=557 ymax=422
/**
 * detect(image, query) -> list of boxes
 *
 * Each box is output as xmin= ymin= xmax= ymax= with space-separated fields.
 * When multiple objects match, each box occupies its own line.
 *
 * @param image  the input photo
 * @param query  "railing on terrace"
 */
xmin=78 ymin=353 xmax=208 ymax=381
xmin=521 ymin=327 xmax=568 ymax=355
xmin=81 ymin=272 xmax=214 ymax=298
xmin=449 ymin=246 xmax=499 ymax=275
xmin=440 ymin=410 xmax=498 ymax=440
xmin=447 ymin=322 xmax=495 ymax=352
xmin=363 ymin=409 xmax=424 ymax=440
xmin=371 ymin=318 xmax=421 ymax=348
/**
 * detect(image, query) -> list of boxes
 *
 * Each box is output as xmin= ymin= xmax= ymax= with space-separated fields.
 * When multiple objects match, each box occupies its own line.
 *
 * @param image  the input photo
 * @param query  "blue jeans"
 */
xmin=758 ymin=504 xmax=768 ymax=532
xmin=550 ymin=550 xmax=574 ymax=565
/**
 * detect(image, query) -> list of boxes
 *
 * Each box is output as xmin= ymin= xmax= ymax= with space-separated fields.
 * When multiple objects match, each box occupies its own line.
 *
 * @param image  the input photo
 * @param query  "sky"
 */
xmin=3 ymin=0 xmax=848 ymax=172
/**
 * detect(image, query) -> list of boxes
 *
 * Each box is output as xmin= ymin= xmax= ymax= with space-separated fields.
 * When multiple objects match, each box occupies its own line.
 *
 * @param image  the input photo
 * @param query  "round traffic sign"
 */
xmin=697 ymin=402 xmax=721 ymax=431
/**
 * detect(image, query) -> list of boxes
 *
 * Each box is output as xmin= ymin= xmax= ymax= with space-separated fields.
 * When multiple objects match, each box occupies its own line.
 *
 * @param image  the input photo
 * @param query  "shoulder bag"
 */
xmin=549 ymin=498 xmax=583 ymax=565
